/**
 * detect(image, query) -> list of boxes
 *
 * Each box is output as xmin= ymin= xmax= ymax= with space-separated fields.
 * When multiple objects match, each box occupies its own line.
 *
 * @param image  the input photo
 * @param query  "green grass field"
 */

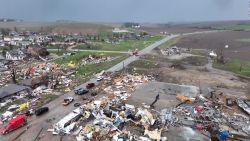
xmin=76 ymin=55 xmax=127 ymax=76
xmin=54 ymin=52 xmax=127 ymax=76
xmin=48 ymin=50 xmax=68 ymax=56
xmin=75 ymin=36 xmax=162 ymax=51
xmin=128 ymin=59 xmax=160 ymax=69
xmin=98 ymin=28 xmax=113 ymax=38
xmin=213 ymin=59 xmax=250 ymax=77
xmin=55 ymin=52 xmax=123 ymax=64
xmin=36 ymin=94 xmax=59 ymax=108
xmin=222 ymin=24 xmax=250 ymax=31
xmin=158 ymin=37 xmax=180 ymax=49
xmin=47 ymin=45 xmax=61 ymax=49
xmin=190 ymin=49 xmax=208 ymax=56
xmin=236 ymin=38 xmax=250 ymax=43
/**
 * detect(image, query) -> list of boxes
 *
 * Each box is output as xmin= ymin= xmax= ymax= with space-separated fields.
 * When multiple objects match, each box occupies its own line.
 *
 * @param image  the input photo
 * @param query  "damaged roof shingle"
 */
xmin=0 ymin=84 xmax=31 ymax=99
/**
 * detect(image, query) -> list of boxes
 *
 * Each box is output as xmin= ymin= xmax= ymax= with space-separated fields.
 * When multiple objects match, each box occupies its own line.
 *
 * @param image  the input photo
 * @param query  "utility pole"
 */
xmin=199 ymin=80 xmax=202 ymax=94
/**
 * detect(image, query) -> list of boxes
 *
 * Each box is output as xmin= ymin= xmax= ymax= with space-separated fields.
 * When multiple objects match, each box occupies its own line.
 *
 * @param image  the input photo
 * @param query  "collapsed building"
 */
xmin=0 ymin=84 xmax=31 ymax=100
xmin=82 ymin=55 xmax=118 ymax=65
xmin=161 ymin=46 xmax=181 ymax=56
xmin=46 ymin=74 xmax=250 ymax=141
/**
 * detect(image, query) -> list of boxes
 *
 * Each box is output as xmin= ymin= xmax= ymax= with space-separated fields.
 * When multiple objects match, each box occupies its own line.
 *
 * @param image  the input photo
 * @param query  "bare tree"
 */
xmin=14 ymin=26 xmax=18 ymax=32
xmin=216 ymin=49 xmax=225 ymax=64
xmin=11 ymin=69 xmax=17 ymax=83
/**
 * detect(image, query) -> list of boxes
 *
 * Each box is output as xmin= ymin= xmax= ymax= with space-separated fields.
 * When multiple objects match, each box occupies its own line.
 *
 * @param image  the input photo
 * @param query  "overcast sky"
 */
xmin=0 ymin=0 xmax=248 ymax=23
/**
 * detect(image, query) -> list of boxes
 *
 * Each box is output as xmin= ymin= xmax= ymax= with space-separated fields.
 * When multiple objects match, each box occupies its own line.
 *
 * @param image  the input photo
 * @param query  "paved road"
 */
xmin=107 ymin=35 xmax=179 ymax=72
xmin=49 ymin=30 xmax=222 ymax=56
xmin=0 ymin=31 xmax=220 ymax=141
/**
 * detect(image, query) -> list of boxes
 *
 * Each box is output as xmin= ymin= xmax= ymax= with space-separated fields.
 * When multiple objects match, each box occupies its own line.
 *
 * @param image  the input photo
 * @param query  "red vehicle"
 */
xmin=0 ymin=114 xmax=27 ymax=134
xmin=86 ymin=83 xmax=95 ymax=89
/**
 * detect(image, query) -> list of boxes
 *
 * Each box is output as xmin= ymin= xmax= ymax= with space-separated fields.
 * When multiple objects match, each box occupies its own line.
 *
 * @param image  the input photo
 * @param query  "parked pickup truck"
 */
xmin=62 ymin=97 xmax=74 ymax=106
xmin=0 ymin=114 xmax=27 ymax=134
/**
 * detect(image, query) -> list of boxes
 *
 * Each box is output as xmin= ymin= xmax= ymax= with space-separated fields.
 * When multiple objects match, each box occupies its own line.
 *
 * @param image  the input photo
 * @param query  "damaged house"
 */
xmin=5 ymin=49 xmax=26 ymax=61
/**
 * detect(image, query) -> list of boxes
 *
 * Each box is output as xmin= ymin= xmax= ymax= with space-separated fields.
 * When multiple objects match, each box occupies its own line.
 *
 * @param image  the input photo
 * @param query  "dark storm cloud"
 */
xmin=0 ymin=0 xmax=248 ymax=22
